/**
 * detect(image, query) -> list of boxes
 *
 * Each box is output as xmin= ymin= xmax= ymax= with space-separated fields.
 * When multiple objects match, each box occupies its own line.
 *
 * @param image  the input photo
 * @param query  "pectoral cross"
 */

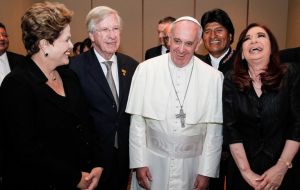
xmin=176 ymin=107 xmax=186 ymax=128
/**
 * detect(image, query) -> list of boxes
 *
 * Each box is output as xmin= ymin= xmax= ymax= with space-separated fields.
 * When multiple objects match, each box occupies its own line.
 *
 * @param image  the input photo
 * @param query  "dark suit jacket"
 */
xmin=6 ymin=51 xmax=26 ymax=70
xmin=69 ymin=49 xmax=138 ymax=177
xmin=145 ymin=45 xmax=162 ymax=60
xmin=198 ymin=47 xmax=235 ymax=75
xmin=0 ymin=58 xmax=102 ymax=189
xmin=280 ymin=47 xmax=300 ymax=63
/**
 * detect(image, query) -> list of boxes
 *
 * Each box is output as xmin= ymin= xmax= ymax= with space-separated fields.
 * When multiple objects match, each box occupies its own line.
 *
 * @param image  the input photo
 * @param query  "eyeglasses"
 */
xmin=94 ymin=27 xmax=120 ymax=35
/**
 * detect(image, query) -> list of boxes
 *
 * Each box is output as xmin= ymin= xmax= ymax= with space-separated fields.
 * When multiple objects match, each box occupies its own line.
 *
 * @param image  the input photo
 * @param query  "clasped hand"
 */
xmin=242 ymin=163 xmax=287 ymax=190
xmin=77 ymin=167 xmax=104 ymax=190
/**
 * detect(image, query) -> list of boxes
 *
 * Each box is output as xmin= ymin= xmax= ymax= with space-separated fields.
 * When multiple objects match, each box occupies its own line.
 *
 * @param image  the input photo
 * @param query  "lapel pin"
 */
xmin=121 ymin=69 xmax=127 ymax=76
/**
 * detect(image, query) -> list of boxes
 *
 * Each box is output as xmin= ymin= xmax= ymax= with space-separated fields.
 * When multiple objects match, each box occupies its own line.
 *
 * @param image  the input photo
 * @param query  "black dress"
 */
xmin=0 ymin=58 xmax=103 ymax=189
xmin=223 ymin=63 xmax=300 ymax=190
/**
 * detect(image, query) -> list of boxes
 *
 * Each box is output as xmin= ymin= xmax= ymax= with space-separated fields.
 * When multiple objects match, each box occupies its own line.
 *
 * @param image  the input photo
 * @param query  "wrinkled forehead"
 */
xmin=171 ymin=21 xmax=200 ymax=40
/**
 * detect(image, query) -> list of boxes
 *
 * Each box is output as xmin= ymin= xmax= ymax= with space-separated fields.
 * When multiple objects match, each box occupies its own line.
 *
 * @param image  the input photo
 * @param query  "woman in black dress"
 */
xmin=223 ymin=23 xmax=300 ymax=190
xmin=0 ymin=2 xmax=103 ymax=189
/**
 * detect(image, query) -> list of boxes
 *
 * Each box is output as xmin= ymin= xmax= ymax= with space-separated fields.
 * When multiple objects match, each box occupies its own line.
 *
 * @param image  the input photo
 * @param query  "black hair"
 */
xmin=201 ymin=8 xmax=234 ymax=44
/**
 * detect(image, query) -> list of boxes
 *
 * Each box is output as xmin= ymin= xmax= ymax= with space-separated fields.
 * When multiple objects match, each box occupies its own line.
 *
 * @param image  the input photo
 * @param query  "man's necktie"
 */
xmin=103 ymin=61 xmax=119 ymax=148
xmin=103 ymin=61 xmax=119 ymax=109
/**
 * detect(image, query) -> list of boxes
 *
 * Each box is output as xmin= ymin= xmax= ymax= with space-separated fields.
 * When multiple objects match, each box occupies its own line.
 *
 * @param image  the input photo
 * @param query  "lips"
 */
xmin=65 ymin=51 xmax=71 ymax=56
xmin=210 ymin=40 xmax=221 ymax=44
xmin=249 ymin=47 xmax=263 ymax=53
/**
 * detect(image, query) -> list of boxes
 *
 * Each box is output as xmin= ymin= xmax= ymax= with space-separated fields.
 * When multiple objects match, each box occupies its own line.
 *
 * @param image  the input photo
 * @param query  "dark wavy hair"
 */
xmin=233 ymin=23 xmax=287 ymax=92
xmin=201 ymin=8 xmax=234 ymax=44
xmin=21 ymin=1 xmax=73 ymax=56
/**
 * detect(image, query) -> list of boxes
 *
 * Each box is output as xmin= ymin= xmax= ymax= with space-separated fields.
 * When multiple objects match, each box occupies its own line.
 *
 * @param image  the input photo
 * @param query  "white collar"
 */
xmin=94 ymin=49 xmax=117 ymax=64
xmin=209 ymin=48 xmax=229 ymax=69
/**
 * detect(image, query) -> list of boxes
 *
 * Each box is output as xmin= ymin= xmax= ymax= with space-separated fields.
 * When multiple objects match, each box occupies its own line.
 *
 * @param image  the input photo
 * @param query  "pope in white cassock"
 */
xmin=126 ymin=16 xmax=224 ymax=190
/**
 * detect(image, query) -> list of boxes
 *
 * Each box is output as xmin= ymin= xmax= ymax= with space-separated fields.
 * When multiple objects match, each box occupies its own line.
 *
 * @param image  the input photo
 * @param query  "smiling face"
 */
xmin=47 ymin=24 xmax=73 ymax=66
xmin=202 ymin=22 xmax=231 ymax=58
xmin=242 ymin=26 xmax=271 ymax=65
xmin=169 ymin=20 xmax=201 ymax=67
xmin=0 ymin=26 xmax=9 ymax=55
xmin=90 ymin=13 xmax=121 ymax=60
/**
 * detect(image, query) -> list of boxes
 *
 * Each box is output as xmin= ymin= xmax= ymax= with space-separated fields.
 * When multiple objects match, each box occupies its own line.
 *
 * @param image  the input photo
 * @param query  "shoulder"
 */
xmin=6 ymin=51 xmax=25 ymax=58
xmin=69 ymin=50 xmax=94 ymax=71
xmin=195 ymin=53 xmax=209 ymax=63
xmin=133 ymin=55 xmax=165 ymax=77
xmin=58 ymin=65 xmax=78 ymax=79
xmin=146 ymin=45 xmax=162 ymax=53
xmin=1 ymin=63 xmax=32 ymax=94
xmin=6 ymin=51 xmax=26 ymax=68
xmin=116 ymin=52 xmax=139 ymax=67
xmin=116 ymin=52 xmax=137 ymax=62
xmin=194 ymin=56 xmax=222 ymax=76
xmin=280 ymin=47 xmax=300 ymax=63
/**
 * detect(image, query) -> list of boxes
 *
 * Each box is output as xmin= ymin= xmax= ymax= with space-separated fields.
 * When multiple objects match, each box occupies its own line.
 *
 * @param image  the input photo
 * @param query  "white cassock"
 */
xmin=126 ymin=54 xmax=223 ymax=190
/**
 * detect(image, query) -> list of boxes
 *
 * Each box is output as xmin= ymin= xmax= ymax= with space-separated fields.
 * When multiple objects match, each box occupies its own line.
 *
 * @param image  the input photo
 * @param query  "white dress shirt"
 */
xmin=0 ymin=52 xmax=11 ymax=85
xmin=94 ymin=49 xmax=119 ymax=95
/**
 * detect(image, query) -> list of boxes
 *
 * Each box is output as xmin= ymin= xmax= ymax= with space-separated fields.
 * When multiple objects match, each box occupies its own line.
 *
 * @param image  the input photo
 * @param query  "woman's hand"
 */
xmin=240 ymin=168 xmax=262 ymax=189
xmin=77 ymin=167 xmax=103 ymax=190
xmin=85 ymin=167 xmax=103 ymax=190
xmin=255 ymin=162 xmax=287 ymax=190
xmin=77 ymin=172 xmax=92 ymax=189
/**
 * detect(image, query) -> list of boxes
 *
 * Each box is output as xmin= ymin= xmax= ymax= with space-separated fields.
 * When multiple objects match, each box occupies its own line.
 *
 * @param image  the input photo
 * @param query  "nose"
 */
xmin=210 ymin=31 xmax=217 ymax=39
xmin=108 ymin=29 xmax=117 ymax=39
xmin=250 ymin=35 xmax=258 ymax=44
xmin=69 ymin=40 xmax=74 ymax=49
xmin=179 ymin=43 xmax=185 ymax=52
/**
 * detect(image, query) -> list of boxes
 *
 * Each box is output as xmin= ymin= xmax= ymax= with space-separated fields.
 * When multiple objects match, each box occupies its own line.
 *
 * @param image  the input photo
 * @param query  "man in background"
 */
xmin=199 ymin=9 xmax=235 ymax=74
xmin=199 ymin=8 xmax=235 ymax=190
xmin=280 ymin=47 xmax=300 ymax=63
xmin=144 ymin=16 xmax=175 ymax=60
xmin=0 ymin=22 xmax=25 ymax=85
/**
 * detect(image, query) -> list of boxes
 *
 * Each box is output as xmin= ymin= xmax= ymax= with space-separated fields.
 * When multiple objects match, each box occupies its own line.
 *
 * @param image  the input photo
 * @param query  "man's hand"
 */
xmin=136 ymin=167 xmax=152 ymax=190
xmin=193 ymin=175 xmax=209 ymax=190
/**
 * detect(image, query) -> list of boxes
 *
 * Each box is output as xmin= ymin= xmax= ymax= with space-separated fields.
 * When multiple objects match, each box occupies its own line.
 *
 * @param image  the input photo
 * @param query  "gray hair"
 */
xmin=86 ymin=6 xmax=122 ymax=33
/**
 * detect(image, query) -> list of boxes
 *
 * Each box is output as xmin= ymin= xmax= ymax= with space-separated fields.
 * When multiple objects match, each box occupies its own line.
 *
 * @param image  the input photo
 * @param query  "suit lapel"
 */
xmin=116 ymin=54 xmax=125 ymax=111
xmin=6 ymin=52 xmax=16 ymax=70
xmin=86 ymin=50 xmax=116 ymax=103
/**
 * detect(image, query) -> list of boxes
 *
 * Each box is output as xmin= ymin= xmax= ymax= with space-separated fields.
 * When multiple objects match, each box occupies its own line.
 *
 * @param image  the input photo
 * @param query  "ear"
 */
xmin=195 ymin=39 xmax=202 ymax=52
xmin=39 ymin=39 xmax=49 ymax=53
xmin=242 ymin=52 xmax=245 ymax=60
xmin=229 ymin=34 xmax=233 ymax=42
xmin=89 ymin=32 xmax=94 ymax=43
